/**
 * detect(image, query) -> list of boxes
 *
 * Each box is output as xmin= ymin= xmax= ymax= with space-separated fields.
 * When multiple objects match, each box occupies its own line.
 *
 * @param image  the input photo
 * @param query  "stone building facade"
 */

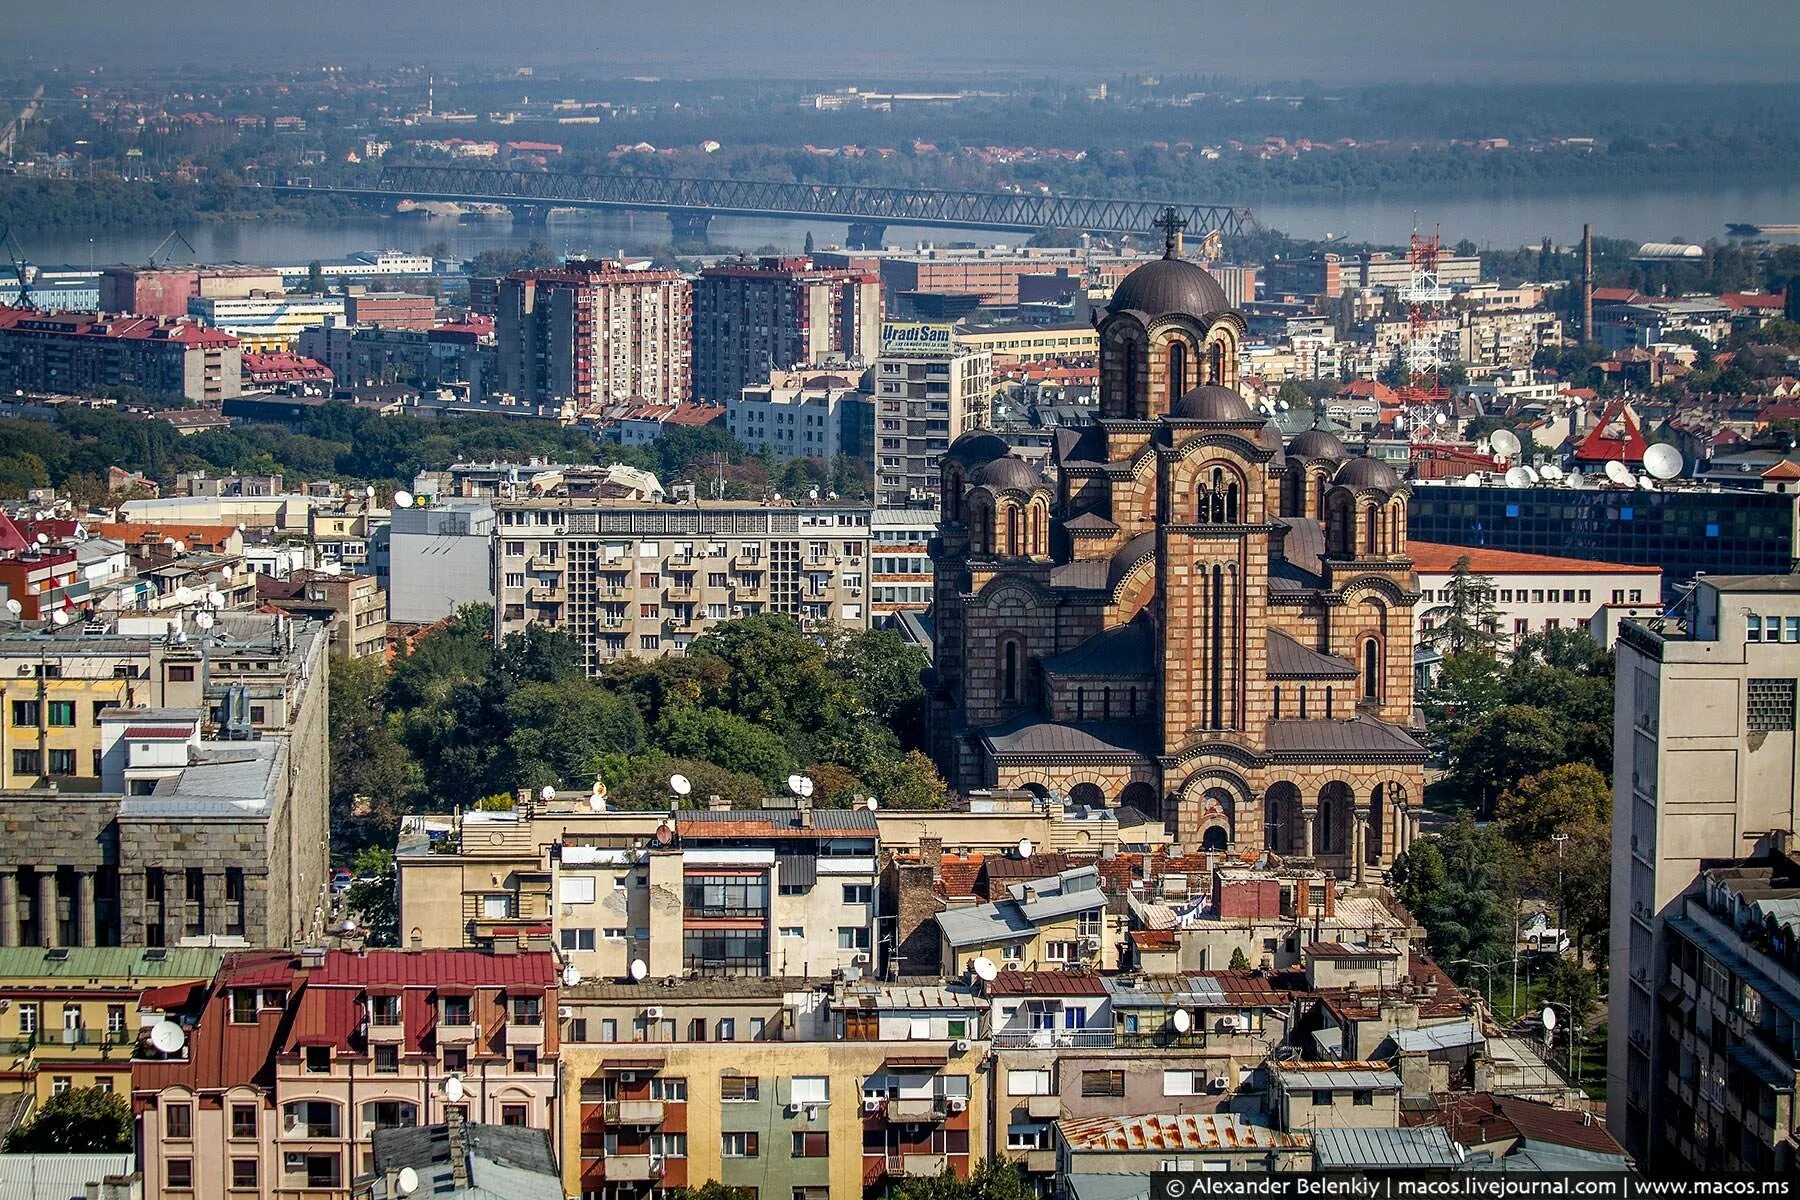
xmin=927 ymin=234 xmax=1426 ymax=878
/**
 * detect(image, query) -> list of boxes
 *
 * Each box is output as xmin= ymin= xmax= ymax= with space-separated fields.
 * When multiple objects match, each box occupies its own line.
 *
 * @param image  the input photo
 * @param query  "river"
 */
xmin=19 ymin=178 xmax=1800 ymax=269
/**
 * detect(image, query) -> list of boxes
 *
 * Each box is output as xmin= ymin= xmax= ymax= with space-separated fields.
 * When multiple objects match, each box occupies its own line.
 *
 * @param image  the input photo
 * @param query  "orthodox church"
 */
xmin=926 ymin=225 xmax=1427 ymax=879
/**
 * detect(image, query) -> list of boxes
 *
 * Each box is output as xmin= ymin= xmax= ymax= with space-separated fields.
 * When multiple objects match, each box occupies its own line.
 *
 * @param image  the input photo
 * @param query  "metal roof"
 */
xmin=0 ymin=1153 xmax=135 ymax=1200
xmin=0 ymin=945 xmax=227 ymax=981
xmin=1271 ymin=1061 xmax=1401 ymax=1090
xmin=1387 ymin=1018 xmax=1485 ymax=1054
xmin=1058 ymin=1112 xmax=1309 ymax=1153
xmin=935 ymin=900 xmax=1036 ymax=948
xmin=1313 ymin=1127 xmax=1464 ymax=1169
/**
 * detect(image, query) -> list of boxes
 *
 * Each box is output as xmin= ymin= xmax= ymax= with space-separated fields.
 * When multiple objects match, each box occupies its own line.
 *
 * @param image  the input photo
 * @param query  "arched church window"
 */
xmin=1363 ymin=638 xmax=1380 ymax=701
xmin=1209 ymin=339 xmax=1226 ymax=384
xmin=1002 ymin=640 xmax=1020 ymax=703
xmin=1168 ymin=341 xmax=1187 ymax=407
xmin=1122 ymin=342 xmax=1140 ymax=417
xmin=1007 ymin=506 xmax=1021 ymax=558
xmin=1225 ymin=481 xmax=1241 ymax=524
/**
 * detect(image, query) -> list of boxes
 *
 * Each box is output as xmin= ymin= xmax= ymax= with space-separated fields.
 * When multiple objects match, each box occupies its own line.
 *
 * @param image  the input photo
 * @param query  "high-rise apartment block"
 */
xmin=1608 ymin=575 xmax=1800 ymax=1167
xmin=491 ymin=498 xmax=872 ymax=668
xmin=497 ymin=263 xmax=691 ymax=408
xmin=875 ymin=323 xmax=991 ymax=507
xmin=692 ymin=257 xmax=880 ymax=402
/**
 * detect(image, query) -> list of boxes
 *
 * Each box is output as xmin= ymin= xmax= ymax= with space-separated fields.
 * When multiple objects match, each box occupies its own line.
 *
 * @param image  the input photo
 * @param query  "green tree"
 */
xmin=3 ymin=1086 xmax=132 ymax=1152
xmin=327 ymin=655 xmax=419 ymax=852
xmin=307 ymin=260 xmax=325 ymax=294
xmin=1274 ymin=379 xmax=1310 ymax=413
xmin=1392 ymin=813 xmax=1519 ymax=976
xmin=654 ymin=706 xmax=794 ymax=786
xmin=665 ymin=1183 xmax=758 ymax=1200
xmin=345 ymin=847 xmax=398 ymax=946
xmin=1229 ymin=946 xmax=1252 ymax=971
xmin=1496 ymin=763 xmax=1610 ymax=849
xmin=1421 ymin=651 xmax=1506 ymax=745
xmin=496 ymin=680 xmax=646 ymax=792
xmin=1447 ymin=704 xmax=1568 ymax=816
xmin=1420 ymin=556 xmax=1502 ymax=655
xmin=891 ymin=1160 xmax=1031 ymax=1200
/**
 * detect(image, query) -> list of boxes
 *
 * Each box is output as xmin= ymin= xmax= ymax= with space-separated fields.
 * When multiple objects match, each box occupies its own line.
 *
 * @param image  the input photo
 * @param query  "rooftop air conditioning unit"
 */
xmin=1003 ymin=961 xmax=1020 ymax=971
xmin=952 ymin=1039 xmax=971 ymax=1053
xmin=558 ymin=1006 xmax=573 ymax=1020
xmin=863 ymin=1098 xmax=882 ymax=1114
xmin=620 ymin=1072 xmax=638 ymax=1083
xmin=948 ymin=1096 xmax=967 ymax=1113
xmin=644 ymin=1006 xmax=663 ymax=1019
xmin=1209 ymin=1075 xmax=1230 ymax=1092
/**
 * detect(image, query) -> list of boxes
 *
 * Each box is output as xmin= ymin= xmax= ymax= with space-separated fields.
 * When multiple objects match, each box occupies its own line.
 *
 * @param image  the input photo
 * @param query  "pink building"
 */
xmin=132 ymin=947 xmax=561 ymax=1198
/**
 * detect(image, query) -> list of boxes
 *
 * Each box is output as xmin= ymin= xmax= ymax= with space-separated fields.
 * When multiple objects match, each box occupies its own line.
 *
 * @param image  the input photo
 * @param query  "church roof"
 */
xmin=1333 ymin=455 xmax=1404 ymax=492
xmin=972 ymin=455 xmax=1048 ymax=492
xmin=1061 ymin=511 xmax=1119 ymax=536
xmin=1041 ymin=619 xmax=1156 ymax=680
xmin=1169 ymin=384 xmax=1259 ymax=423
xmin=1265 ymin=716 xmax=1427 ymax=761
xmin=1289 ymin=428 xmax=1350 ymax=462
xmin=1108 ymin=530 xmax=1157 ymax=591
xmin=1106 ymin=254 xmax=1231 ymax=322
xmin=980 ymin=715 xmax=1158 ymax=761
xmin=1274 ymin=518 xmax=1328 ymax=581
xmin=1265 ymin=631 xmax=1359 ymax=679
xmin=1048 ymin=559 xmax=1111 ymax=590
xmin=944 ymin=431 xmax=1012 ymax=467
xmin=1054 ymin=423 xmax=1108 ymax=468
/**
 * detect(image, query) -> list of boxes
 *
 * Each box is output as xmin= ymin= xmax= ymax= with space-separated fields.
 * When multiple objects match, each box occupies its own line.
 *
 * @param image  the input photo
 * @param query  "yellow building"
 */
xmin=0 ymin=945 xmax=225 ymax=1104
xmin=557 ymin=977 xmax=991 ymax=1200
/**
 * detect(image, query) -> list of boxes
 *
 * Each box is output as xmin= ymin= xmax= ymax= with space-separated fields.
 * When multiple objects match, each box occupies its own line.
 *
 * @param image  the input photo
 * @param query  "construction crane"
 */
xmin=145 ymin=229 xmax=197 ymax=268
xmin=0 ymin=224 xmax=34 ymax=310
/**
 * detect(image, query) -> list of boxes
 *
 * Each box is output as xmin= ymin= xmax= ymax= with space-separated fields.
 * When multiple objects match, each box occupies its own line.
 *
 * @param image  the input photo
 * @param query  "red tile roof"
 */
xmin=121 ymin=726 xmax=194 ymax=740
xmin=1410 ymin=540 xmax=1659 ymax=576
xmin=1571 ymin=399 xmax=1651 ymax=464
xmin=1720 ymin=291 xmax=1786 ymax=312
xmin=986 ymin=968 xmax=1109 ymax=997
xmin=1762 ymin=460 xmax=1800 ymax=481
xmin=306 ymin=948 xmax=557 ymax=988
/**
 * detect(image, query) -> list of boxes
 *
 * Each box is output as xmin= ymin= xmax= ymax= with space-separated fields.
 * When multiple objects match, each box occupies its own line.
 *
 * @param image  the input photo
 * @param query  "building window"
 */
xmin=305 ymin=1046 xmax=330 ymax=1073
xmin=560 ymin=928 xmax=596 ymax=951
xmin=11 ymin=749 xmax=39 ymax=775
xmin=842 ymin=884 xmax=873 ymax=905
xmin=1002 ymin=639 xmax=1020 ymax=702
xmin=17 ymin=1002 xmax=37 ymax=1036
xmin=169 ymin=666 xmax=195 ymax=682
xmin=231 ymin=1159 xmax=258 ymax=1190
xmin=1313 ymin=1090 xmax=1335 ymax=1106
xmin=231 ymin=1103 xmax=258 ymax=1139
xmin=721 ymin=1131 xmax=760 ymax=1158
xmin=1362 ymin=638 xmax=1380 ymax=701
xmin=513 ymin=1047 xmax=538 ymax=1073
xmin=837 ymin=927 xmax=871 ymax=951
xmin=1008 ymin=1069 xmax=1052 ymax=1096
xmin=510 ymin=997 xmax=543 ymax=1025
xmin=722 ymin=1076 xmax=760 ymax=1102
xmin=51 ymin=1075 xmax=71 ymax=1094
xmin=107 ymin=1004 xmax=126 ymax=1036
xmin=166 ymin=1102 xmax=193 ymax=1139
xmin=46 ymin=700 xmax=75 ymax=726
xmin=374 ymin=1044 xmax=399 ymax=1073
xmin=1353 ymin=1089 xmax=1374 ymax=1106
xmin=166 ymin=1159 xmax=194 ymax=1190
xmin=1081 ymin=1070 xmax=1124 ymax=1098
xmin=790 ymin=1076 xmax=829 ymax=1105
xmin=717 ymin=1018 xmax=735 ymax=1041
xmin=792 ymin=1131 xmax=830 ymax=1158
xmin=444 ymin=1047 xmax=468 ymax=1072
xmin=47 ymin=748 xmax=76 ymax=776
xmin=10 ymin=700 xmax=38 ymax=725
xmin=231 ymin=990 xmax=258 ymax=1023
xmin=500 ymin=1104 xmax=528 ymax=1127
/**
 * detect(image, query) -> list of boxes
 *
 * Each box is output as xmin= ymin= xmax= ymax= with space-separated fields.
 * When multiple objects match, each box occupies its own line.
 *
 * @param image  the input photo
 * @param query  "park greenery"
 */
xmin=329 ymin=607 xmax=943 ymax=854
xmin=1 ymin=1086 xmax=133 ymax=1153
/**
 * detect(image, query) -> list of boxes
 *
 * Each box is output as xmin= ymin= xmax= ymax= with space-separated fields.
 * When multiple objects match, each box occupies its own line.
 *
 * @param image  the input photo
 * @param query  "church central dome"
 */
xmin=1106 ymin=254 xmax=1231 ymax=321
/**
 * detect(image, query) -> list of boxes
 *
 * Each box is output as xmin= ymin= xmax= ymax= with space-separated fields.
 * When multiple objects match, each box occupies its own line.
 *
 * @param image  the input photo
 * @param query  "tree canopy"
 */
xmin=2 ymin=1086 xmax=132 ymax=1153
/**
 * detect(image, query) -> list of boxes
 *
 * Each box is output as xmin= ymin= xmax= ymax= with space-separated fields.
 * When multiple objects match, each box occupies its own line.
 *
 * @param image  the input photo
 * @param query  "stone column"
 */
xmin=1300 ymin=808 xmax=1317 ymax=858
xmin=0 ymin=871 xmax=17 ymax=948
xmin=1352 ymin=813 xmax=1368 ymax=885
xmin=37 ymin=871 xmax=59 ymax=948
xmin=75 ymin=871 xmax=95 ymax=947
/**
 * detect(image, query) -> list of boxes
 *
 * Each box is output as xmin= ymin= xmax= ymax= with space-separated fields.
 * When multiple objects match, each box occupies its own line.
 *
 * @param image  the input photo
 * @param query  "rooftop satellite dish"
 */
xmin=668 ymin=773 xmax=691 ymax=797
xmin=1540 ymin=1006 xmax=1557 ymax=1032
xmin=540 ymin=784 xmax=556 ymax=802
xmin=1540 ymin=464 xmax=1564 ymax=481
xmin=1522 ymin=466 xmax=1540 ymax=483
xmin=172 ymin=540 xmax=186 ymax=554
xmin=175 ymin=586 xmax=194 ymax=605
xmin=562 ymin=963 xmax=582 ymax=987
xmin=866 ymin=795 xmax=879 ymax=811
xmin=1604 ymin=460 xmax=1634 ymax=486
xmin=237 ymin=523 xmax=246 ymax=533
xmin=1433 ymin=412 xmax=1447 ymax=427
xmin=364 ymin=484 xmax=376 ymax=499
xmin=396 ymin=1167 xmax=420 ymax=1197
xmin=1503 ymin=466 xmax=1531 ymax=488
xmin=1016 ymin=837 xmax=1034 ymax=859
xmin=393 ymin=490 xmax=414 ymax=509
xmin=34 ymin=532 xmax=48 ymax=546
xmin=149 ymin=1019 xmax=186 ymax=1054
xmin=1393 ymin=414 xmax=1407 ymax=431
xmin=1643 ymin=443 xmax=1684 ymax=480
xmin=1490 ymin=429 xmax=1521 ymax=457
xmin=971 ymin=956 xmax=999 ymax=982
xmin=589 ymin=790 xmax=606 ymax=812
xmin=1637 ymin=476 xmax=1656 ymax=491
xmin=1278 ymin=399 xmax=1290 ymax=411
xmin=786 ymin=773 xmax=803 ymax=795
xmin=1171 ymin=1008 xmax=1193 ymax=1033
xmin=442 ymin=1073 xmax=465 ymax=1103
xmin=50 ymin=609 xmax=68 ymax=626
xmin=194 ymin=611 xmax=215 ymax=630
xmin=5 ymin=599 xmax=21 ymax=616
xmin=787 ymin=774 xmax=814 ymax=798
xmin=1460 ymin=473 xmax=1482 ymax=486
xmin=629 ymin=958 xmax=649 ymax=982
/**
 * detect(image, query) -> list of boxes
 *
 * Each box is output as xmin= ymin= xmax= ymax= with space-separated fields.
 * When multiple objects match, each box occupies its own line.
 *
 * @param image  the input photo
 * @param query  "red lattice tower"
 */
xmin=1398 ymin=227 xmax=1452 ymax=410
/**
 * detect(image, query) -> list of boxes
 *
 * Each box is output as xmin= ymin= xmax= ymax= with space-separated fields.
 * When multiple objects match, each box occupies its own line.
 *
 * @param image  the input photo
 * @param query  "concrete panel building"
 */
xmin=385 ymin=502 xmax=498 ymax=625
xmin=1608 ymin=574 xmax=1800 ymax=1166
xmin=875 ymin=323 xmax=992 ymax=508
xmin=0 ymin=309 xmax=240 ymax=404
xmin=691 ymin=257 xmax=880 ymax=403
xmin=497 ymin=263 xmax=691 ymax=409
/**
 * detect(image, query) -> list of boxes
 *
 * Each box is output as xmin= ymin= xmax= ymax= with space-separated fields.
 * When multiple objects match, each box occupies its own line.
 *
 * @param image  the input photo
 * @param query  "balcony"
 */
xmin=733 ymin=582 xmax=767 ymax=601
xmin=527 ymin=555 xmax=563 ymax=572
xmin=528 ymin=585 xmax=565 ymax=604
xmin=507 ymin=1018 xmax=547 ymax=1046
xmin=1025 ymin=1150 xmax=1058 ymax=1174
xmin=895 ymin=1154 xmax=949 ymax=1178
xmin=665 ymin=582 xmax=698 ymax=602
xmin=1025 ymin=1095 xmax=1062 ymax=1121
xmin=367 ymin=1013 xmax=406 ymax=1042
xmin=991 ymin=1026 xmax=1116 ymax=1049
xmin=731 ymin=553 xmax=763 ymax=570
xmin=604 ymin=1155 xmax=663 ymax=1182
xmin=885 ymin=1097 xmax=946 ymax=1123
xmin=605 ymin=1099 xmax=666 ymax=1125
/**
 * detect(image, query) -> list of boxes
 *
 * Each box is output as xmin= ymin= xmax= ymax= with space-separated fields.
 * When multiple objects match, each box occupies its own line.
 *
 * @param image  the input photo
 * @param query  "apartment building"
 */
xmin=727 ymin=368 xmax=872 ymax=464
xmin=1411 ymin=541 xmax=1663 ymax=649
xmin=187 ymin=294 xmax=349 ymax=353
xmin=0 ymin=614 xmax=329 ymax=951
xmin=384 ymin=501 xmax=498 ymax=624
xmin=874 ymin=323 xmax=991 ymax=507
xmin=557 ymin=976 xmax=989 ymax=1200
xmin=0 ymin=945 xmax=225 ymax=1104
xmin=0 ymin=309 xmax=241 ymax=403
xmin=255 ymin=569 xmax=387 ymax=659
xmin=1608 ymin=574 xmax=1800 ymax=1164
xmin=133 ymin=947 xmax=562 ymax=1200
xmin=869 ymin=508 xmax=937 ymax=620
xmin=491 ymin=498 xmax=873 ymax=666
xmin=395 ymin=796 xmax=880 ymax=981
xmin=497 ymin=263 xmax=691 ymax=409
xmin=691 ymin=256 xmax=880 ymax=403
xmin=953 ymin=322 xmax=1100 ymax=366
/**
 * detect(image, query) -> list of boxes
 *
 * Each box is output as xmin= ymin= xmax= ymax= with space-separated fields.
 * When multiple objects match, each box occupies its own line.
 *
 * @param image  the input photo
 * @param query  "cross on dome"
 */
xmin=1155 ymin=206 xmax=1187 ymax=258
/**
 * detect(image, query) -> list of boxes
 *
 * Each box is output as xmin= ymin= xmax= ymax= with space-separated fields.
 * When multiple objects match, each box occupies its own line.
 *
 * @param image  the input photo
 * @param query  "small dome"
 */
xmin=1106 ymin=255 xmax=1231 ymax=321
xmin=1169 ymin=384 xmax=1258 ymax=423
xmin=972 ymin=455 xmax=1047 ymax=492
xmin=1333 ymin=455 xmax=1404 ymax=492
xmin=1288 ymin=428 xmax=1349 ymax=462
xmin=943 ymin=431 xmax=1011 ymax=467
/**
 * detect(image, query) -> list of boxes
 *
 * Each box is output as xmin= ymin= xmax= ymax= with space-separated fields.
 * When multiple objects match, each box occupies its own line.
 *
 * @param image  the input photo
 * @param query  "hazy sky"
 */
xmin=11 ymin=0 xmax=1800 ymax=83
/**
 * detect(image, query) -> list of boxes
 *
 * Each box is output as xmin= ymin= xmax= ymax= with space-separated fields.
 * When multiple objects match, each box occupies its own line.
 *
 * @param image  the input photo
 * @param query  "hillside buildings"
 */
xmin=1608 ymin=574 xmax=1800 ymax=1167
xmin=497 ymin=262 xmax=691 ymax=409
xmin=927 ymin=241 xmax=1427 ymax=873
xmin=691 ymin=256 xmax=880 ymax=403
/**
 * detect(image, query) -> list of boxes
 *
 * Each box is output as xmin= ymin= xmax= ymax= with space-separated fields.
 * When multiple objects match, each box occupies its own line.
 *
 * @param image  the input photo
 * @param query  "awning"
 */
xmin=601 ymin=1059 xmax=664 ymax=1072
xmin=883 ymin=1054 xmax=949 ymax=1068
xmin=777 ymin=853 xmax=817 ymax=889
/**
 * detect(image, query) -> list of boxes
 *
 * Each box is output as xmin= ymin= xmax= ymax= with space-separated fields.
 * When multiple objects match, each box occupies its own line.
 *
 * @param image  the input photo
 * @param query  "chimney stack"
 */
xmin=1582 ymin=223 xmax=1595 ymax=346
xmin=919 ymin=835 xmax=944 ymax=877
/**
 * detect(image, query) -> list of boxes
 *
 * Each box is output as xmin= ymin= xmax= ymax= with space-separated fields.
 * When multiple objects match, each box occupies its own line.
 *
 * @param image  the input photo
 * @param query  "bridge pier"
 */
xmin=668 ymin=210 xmax=713 ymax=244
xmin=846 ymin=222 xmax=888 ymax=251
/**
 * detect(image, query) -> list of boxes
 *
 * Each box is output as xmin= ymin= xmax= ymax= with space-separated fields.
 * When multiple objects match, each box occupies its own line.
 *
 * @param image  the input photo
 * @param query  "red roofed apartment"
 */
xmin=133 ymin=947 xmax=561 ymax=1199
xmin=242 ymin=351 xmax=334 ymax=390
xmin=0 ymin=308 xmax=241 ymax=404
xmin=1412 ymin=540 xmax=1662 ymax=650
